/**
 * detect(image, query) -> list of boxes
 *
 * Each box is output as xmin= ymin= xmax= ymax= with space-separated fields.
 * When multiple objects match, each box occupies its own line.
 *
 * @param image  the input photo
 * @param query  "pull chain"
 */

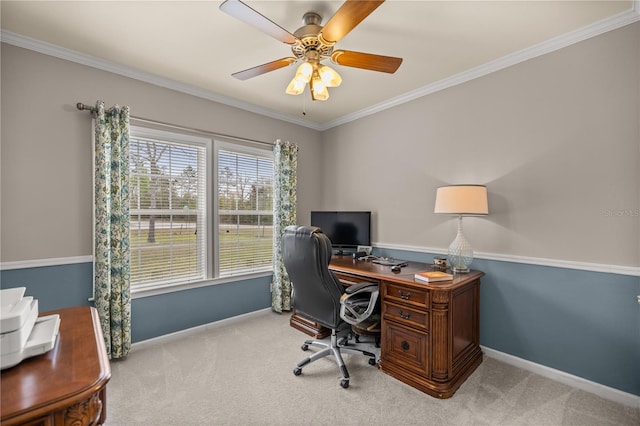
xmin=302 ymin=86 xmax=307 ymax=116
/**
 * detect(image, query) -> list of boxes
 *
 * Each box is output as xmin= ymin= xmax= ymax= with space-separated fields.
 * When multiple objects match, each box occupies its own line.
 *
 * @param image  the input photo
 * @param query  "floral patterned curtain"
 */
xmin=93 ymin=100 xmax=131 ymax=359
xmin=271 ymin=140 xmax=298 ymax=312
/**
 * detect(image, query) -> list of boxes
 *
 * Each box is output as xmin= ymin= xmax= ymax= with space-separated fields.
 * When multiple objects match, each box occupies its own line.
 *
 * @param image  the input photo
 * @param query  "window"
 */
xmin=129 ymin=127 xmax=274 ymax=292
xmin=216 ymin=144 xmax=274 ymax=276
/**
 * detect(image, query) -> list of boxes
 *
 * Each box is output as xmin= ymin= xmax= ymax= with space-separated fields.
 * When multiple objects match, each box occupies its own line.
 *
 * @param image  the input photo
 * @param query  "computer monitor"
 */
xmin=310 ymin=211 xmax=371 ymax=253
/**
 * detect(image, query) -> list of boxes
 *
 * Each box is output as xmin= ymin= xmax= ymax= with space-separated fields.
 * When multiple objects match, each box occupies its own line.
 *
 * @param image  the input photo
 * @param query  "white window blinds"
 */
xmin=217 ymin=147 xmax=273 ymax=275
xmin=129 ymin=131 xmax=207 ymax=288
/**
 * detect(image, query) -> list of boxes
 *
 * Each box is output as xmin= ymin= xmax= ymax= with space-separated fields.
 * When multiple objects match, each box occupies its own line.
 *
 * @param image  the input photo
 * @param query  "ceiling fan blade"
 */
xmin=220 ymin=0 xmax=298 ymax=45
xmin=319 ymin=0 xmax=385 ymax=44
xmin=331 ymin=50 xmax=402 ymax=74
xmin=231 ymin=57 xmax=297 ymax=81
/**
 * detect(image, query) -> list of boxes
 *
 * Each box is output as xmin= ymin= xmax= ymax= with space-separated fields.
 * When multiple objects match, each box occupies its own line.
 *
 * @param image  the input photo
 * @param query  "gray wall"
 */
xmin=318 ymin=21 xmax=640 ymax=397
xmin=321 ymin=22 xmax=640 ymax=268
xmin=0 ymin=42 xmax=322 ymax=342
xmin=0 ymin=43 xmax=322 ymax=263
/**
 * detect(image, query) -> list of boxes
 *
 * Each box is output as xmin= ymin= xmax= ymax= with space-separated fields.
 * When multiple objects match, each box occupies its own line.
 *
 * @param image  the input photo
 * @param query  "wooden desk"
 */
xmin=1 ymin=306 xmax=111 ymax=425
xmin=290 ymin=256 xmax=483 ymax=399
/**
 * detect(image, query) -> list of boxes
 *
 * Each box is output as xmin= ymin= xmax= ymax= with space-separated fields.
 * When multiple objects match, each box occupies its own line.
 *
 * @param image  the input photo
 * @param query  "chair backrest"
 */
xmin=282 ymin=225 xmax=344 ymax=329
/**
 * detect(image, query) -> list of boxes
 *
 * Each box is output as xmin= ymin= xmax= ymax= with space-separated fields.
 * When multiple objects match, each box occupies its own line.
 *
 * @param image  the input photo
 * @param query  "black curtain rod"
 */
xmin=75 ymin=102 xmax=275 ymax=147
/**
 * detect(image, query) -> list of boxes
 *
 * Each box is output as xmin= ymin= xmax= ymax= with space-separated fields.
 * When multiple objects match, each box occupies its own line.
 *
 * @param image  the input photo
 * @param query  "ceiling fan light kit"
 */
xmin=220 ymin=0 xmax=402 ymax=101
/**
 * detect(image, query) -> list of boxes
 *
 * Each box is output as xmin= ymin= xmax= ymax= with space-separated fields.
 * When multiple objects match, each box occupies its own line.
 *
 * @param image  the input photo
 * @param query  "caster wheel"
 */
xmin=340 ymin=379 xmax=349 ymax=389
xmin=368 ymin=358 xmax=376 ymax=366
xmin=301 ymin=344 xmax=309 ymax=351
xmin=293 ymin=368 xmax=302 ymax=376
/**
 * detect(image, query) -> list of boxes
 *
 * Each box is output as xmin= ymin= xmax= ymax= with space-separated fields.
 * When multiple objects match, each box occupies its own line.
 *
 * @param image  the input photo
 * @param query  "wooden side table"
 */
xmin=1 ymin=306 xmax=111 ymax=425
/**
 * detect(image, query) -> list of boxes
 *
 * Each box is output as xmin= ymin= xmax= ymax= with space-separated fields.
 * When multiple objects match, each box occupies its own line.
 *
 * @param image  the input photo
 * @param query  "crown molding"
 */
xmin=320 ymin=5 xmax=640 ymax=130
xmin=0 ymin=30 xmax=324 ymax=131
xmin=2 ymin=4 xmax=639 ymax=132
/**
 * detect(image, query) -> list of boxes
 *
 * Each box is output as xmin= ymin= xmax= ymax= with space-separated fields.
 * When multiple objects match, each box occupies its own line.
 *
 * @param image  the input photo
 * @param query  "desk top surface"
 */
xmin=1 ymin=306 xmax=111 ymax=421
xmin=329 ymin=255 xmax=484 ymax=289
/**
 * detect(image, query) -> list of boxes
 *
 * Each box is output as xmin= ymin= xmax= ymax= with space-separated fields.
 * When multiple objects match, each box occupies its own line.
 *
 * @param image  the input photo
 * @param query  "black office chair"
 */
xmin=282 ymin=225 xmax=379 ymax=388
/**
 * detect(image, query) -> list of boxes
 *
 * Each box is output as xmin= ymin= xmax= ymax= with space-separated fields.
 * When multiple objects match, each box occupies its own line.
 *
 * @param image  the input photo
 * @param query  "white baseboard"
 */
xmin=131 ymin=307 xmax=272 ymax=351
xmin=482 ymin=346 xmax=640 ymax=409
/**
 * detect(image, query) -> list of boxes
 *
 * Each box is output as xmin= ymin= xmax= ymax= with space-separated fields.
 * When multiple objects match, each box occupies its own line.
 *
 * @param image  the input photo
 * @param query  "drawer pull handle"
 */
xmin=401 ymin=341 xmax=410 ymax=351
xmin=399 ymin=310 xmax=411 ymax=320
xmin=398 ymin=290 xmax=412 ymax=300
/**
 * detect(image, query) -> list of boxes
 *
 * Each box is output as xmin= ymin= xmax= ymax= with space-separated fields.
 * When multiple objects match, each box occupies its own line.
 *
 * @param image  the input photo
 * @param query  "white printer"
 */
xmin=1 ymin=287 xmax=60 ymax=370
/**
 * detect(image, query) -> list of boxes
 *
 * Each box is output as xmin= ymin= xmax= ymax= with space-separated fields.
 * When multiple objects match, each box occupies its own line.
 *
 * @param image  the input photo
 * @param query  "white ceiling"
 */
xmin=1 ymin=1 xmax=637 ymax=129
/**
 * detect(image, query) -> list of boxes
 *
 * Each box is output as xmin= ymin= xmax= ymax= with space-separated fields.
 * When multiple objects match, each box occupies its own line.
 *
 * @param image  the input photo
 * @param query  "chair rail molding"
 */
xmin=0 ymin=256 xmax=94 ymax=271
xmin=372 ymin=243 xmax=640 ymax=277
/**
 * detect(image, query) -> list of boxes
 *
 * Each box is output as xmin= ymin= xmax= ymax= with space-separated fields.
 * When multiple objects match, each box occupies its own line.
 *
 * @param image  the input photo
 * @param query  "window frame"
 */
xmin=213 ymin=139 xmax=275 ymax=278
xmin=128 ymin=126 xmax=274 ymax=299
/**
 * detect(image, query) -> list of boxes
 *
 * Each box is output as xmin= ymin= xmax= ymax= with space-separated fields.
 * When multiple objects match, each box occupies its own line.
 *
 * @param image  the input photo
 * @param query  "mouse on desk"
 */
xmin=391 ymin=265 xmax=401 ymax=273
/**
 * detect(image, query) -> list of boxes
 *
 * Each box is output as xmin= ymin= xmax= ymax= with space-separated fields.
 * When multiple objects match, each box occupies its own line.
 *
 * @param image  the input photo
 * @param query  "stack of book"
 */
xmin=414 ymin=270 xmax=454 ymax=283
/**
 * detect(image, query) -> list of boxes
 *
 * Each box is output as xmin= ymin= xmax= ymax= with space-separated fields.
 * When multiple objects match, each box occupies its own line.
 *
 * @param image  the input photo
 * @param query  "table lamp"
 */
xmin=434 ymin=185 xmax=488 ymax=273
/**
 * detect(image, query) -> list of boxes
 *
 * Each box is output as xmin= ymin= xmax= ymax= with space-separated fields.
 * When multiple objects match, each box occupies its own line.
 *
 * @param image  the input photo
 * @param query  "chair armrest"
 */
xmin=345 ymin=281 xmax=377 ymax=294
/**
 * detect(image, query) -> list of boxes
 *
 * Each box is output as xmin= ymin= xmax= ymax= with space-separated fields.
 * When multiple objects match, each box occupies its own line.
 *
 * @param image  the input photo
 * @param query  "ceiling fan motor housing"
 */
xmin=291 ymin=12 xmax=334 ymax=60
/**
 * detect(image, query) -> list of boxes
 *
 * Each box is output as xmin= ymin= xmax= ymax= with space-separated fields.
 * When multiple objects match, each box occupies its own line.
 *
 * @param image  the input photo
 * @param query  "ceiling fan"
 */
xmin=219 ymin=0 xmax=403 ymax=101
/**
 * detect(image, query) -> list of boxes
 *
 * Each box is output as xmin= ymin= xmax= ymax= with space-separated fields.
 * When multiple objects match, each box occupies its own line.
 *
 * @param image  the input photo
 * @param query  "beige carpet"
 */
xmin=106 ymin=310 xmax=638 ymax=426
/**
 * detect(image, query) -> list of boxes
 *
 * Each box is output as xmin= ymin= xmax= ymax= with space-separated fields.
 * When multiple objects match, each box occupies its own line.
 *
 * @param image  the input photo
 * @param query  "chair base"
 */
xmin=293 ymin=326 xmax=377 ymax=388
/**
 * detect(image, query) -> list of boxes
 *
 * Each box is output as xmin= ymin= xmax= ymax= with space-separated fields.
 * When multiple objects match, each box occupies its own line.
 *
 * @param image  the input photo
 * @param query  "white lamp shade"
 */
xmin=434 ymin=185 xmax=488 ymax=215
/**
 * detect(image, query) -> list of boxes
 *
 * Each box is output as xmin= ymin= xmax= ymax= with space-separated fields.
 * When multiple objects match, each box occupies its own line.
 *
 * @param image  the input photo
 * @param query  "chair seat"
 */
xmin=350 ymin=314 xmax=380 ymax=336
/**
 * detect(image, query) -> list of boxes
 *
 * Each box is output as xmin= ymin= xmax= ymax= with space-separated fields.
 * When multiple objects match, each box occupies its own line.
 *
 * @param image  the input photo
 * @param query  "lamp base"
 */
xmin=447 ymin=216 xmax=474 ymax=274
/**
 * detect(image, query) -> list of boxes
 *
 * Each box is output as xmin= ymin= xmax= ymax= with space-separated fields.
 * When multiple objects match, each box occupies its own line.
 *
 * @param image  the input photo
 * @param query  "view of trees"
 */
xmin=130 ymin=140 xmax=274 ymax=239
xmin=130 ymin=140 xmax=200 ymax=243
xmin=218 ymin=171 xmax=273 ymax=226
xmin=128 ymin=138 xmax=275 ymax=285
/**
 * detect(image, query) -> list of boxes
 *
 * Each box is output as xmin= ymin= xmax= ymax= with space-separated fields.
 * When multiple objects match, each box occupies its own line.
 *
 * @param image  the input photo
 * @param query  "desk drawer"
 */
xmin=383 ymin=283 xmax=429 ymax=309
xmin=383 ymin=301 xmax=428 ymax=331
xmin=382 ymin=321 xmax=429 ymax=376
xmin=334 ymin=272 xmax=380 ymax=287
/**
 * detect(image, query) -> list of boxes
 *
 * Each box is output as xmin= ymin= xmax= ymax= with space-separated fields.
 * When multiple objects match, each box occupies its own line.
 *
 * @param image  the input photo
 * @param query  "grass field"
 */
xmin=130 ymin=224 xmax=273 ymax=285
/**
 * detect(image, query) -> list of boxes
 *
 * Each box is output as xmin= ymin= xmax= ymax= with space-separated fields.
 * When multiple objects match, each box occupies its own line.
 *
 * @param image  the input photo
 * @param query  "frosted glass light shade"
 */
xmin=285 ymin=62 xmax=315 ymax=95
xmin=284 ymin=61 xmax=340 ymax=100
xmin=310 ymin=75 xmax=329 ymax=100
xmin=285 ymin=77 xmax=306 ymax=95
xmin=318 ymin=65 xmax=342 ymax=87
xmin=295 ymin=62 xmax=313 ymax=82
